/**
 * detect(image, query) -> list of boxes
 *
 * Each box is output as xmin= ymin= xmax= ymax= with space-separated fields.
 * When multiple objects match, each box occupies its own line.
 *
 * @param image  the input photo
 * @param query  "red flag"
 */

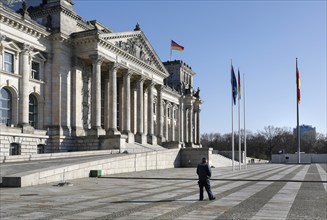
xmin=296 ymin=63 xmax=301 ymax=104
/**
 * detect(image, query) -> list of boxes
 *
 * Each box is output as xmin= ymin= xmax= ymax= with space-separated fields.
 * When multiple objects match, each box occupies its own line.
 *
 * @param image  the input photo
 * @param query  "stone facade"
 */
xmin=0 ymin=0 xmax=202 ymax=157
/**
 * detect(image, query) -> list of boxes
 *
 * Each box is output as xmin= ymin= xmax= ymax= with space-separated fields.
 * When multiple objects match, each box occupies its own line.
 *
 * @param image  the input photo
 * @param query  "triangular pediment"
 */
xmin=99 ymin=31 xmax=169 ymax=76
xmin=2 ymin=41 xmax=21 ymax=52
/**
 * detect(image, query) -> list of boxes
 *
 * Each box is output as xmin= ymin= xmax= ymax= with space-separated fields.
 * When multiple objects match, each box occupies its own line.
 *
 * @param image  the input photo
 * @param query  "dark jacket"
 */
xmin=197 ymin=162 xmax=212 ymax=181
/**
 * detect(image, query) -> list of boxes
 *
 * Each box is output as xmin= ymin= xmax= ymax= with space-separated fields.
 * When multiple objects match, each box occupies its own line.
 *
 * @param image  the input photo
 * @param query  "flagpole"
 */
xmin=296 ymin=58 xmax=301 ymax=163
xmin=243 ymin=74 xmax=247 ymax=169
xmin=232 ymin=87 xmax=235 ymax=171
xmin=243 ymin=73 xmax=247 ymax=169
xmin=238 ymin=69 xmax=241 ymax=170
xmin=170 ymin=40 xmax=172 ymax=61
xmin=231 ymin=61 xmax=235 ymax=171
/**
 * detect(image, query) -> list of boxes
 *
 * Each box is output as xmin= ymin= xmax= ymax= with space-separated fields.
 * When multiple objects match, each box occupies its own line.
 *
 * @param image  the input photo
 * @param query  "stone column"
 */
xmin=155 ymin=85 xmax=164 ymax=144
xmin=44 ymin=53 xmax=52 ymax=128
xmin=135 ymin=77 xmax=146 ymax=144
xmin=188 ymin=106 xmax=194 ymax=144
xmin=164 ymin=103 xmax=169 ymax=141
xmin=90 ymin=55 xmax=104 ymax=133
xmin=104 ymin=77 xmax=110 ymax=130
xmin=123 ymin=70 xmax=134 ymax=143
xmin=108 ymin=63 xmax=120 ymax=135
xmin=179 ymin=101 xmax=184 ymax=145
xmin=147 ymin=82 xmax=156 ymax=145
xmin=71 ymin=57 xmax=83 ymax=135
xmin=20 ymin=44 xmax=33 ymax=127
xmin=193 ymin=111 xmax=197 ymax=144
xmin=171 ymin=106 xmax=175 ymax=141
xmin=196 ymin=110 xmax=201 ymax=145
xmin=130 ymin=82 xmax=137 ymax=134
xmin=118 ymin=78 xmax=124 ymax=131
xmin=0 ymin=34 xmax=6 ymax=71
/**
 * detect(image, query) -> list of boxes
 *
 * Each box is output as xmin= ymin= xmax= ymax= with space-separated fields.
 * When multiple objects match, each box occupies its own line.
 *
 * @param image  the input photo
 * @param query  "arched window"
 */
xmin=0 ymin=88 xmax=12 ymax=126
xmin=29 ymin=95 xmax=38 ymax=128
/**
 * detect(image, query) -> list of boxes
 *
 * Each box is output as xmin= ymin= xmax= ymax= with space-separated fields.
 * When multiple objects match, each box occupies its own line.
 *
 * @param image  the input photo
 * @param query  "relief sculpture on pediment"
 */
xmin=115 ymin=37 xmax=153 ymax=66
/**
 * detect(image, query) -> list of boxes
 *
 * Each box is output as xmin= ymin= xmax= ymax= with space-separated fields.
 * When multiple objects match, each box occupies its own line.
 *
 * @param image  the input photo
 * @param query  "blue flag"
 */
xmin=231 ymin=64 xmax=237 ymax=105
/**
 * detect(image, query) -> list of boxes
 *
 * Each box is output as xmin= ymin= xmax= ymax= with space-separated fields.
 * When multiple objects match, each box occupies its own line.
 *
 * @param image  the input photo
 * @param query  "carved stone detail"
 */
xmin=115 ymin=36 xmax=153 ymax=66
xmin=82 ymin=66 xmax=91 ymax=129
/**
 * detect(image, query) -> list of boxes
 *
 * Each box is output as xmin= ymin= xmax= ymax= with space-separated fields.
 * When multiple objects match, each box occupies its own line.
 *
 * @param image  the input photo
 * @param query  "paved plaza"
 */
xmin=0 ymin=163 xmax=326 ymax=220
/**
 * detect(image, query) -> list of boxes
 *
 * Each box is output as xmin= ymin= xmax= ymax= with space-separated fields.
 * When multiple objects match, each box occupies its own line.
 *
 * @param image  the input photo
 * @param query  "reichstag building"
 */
xmin=0 ymin=0 xmax=202 ymax=157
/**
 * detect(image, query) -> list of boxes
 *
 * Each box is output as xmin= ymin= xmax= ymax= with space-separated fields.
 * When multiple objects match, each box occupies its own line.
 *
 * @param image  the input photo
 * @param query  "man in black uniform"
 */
xmin=196 ymin=157 xmax=216 ymax=201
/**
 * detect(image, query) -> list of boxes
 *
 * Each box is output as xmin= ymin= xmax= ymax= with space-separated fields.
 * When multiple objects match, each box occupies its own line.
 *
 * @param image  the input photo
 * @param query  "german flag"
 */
xmin=171 ymin=40 xmax=184 ymax=51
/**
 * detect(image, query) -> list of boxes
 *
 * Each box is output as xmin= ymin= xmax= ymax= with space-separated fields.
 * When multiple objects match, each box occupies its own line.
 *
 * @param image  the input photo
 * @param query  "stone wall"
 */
xmin=271 ymin=153 xmax=327 ymax=163
xmin=179 ymin=147 xmax=212 ymax=167
xmin=2 ymin=149 xmax=182 ymax=187
xmin=0 ymin=126 xmax=48 ymax=157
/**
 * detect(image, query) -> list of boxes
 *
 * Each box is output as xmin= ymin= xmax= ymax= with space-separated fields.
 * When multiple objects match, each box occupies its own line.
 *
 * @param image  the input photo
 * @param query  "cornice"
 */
xmin=72 ymin=34 xmax=168 ymax=79
xmin=29 ymin=4 xmax=81 ymax=22
xmin=101 ymin=39 xmax=168 ymax=79
xmin=162 ymin=86 xmax=181 ymax=98
xmin=0 ymin=7 xmax=49 ymax=39
xmin=100 ymin=32 xmax=169 ymax=77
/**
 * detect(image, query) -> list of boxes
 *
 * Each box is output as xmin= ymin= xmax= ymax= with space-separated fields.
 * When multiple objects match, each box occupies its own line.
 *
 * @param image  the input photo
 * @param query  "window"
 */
xmin=37 ymin=144 xmax=46 ymax=154
xmin=153 ymin=102 xmax=156 ymax=114
xmin=0 ymin=88 xmax=12 ymax=126
xmin=29 ymin=95 xmax=38 ymax=128
xmin=31 ymin=61 xmax=40 ymax=80
xmin=10 ymin=143 xmax=21 ymax=155
xmin=4 ymin=52 xmax=14 ymax=73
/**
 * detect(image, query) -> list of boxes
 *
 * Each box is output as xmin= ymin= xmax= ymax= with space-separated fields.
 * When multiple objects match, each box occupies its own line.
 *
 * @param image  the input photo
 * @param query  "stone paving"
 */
xmin=0 ymin=163 xmax=326 ymax=220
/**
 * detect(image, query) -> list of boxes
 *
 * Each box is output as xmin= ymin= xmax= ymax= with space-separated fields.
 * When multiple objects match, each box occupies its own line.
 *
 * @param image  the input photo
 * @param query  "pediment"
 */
xmin=2 ymin=41 xmax=21 ymax=52
xmin=31 ymin=51 xmax=46 ymax=62
xmin=99 ymin=31 xmax=169 ymax=76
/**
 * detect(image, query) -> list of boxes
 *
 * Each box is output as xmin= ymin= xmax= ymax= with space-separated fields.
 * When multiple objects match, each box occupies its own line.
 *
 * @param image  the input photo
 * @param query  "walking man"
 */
xmin=196 ymin=157 xmax=216 ymax=201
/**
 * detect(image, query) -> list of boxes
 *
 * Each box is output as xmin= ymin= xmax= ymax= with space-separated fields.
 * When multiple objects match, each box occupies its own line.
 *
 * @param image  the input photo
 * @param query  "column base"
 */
xmin=107 ymin=128 xmax=121 ymax=135
xmin=147 ymin=134 xmax=157 ymax=145
xmin=185 ymin=142 xmax=201 ymax=148
xmin=162 ymin=141 xmax=181 ymax=149
xmin=135 ymin=132 xmax=147 ymax=144
xmin=21 ymin=124 xmax=34 ymax=134
xmin=100 ymin=134 xmax=127 ymax=152
xmin=89 ymin=127 xmax=106 ymax=136
xmin=122 ymin=130 xmax=134 ymax=143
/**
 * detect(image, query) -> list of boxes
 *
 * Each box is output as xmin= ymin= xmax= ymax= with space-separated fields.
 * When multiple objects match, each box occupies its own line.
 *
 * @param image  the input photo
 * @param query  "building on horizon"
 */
xmin=0 ymin=0 xmax=202 ymax=157
xmin=293 ymin=125 xmax=316 ymax=142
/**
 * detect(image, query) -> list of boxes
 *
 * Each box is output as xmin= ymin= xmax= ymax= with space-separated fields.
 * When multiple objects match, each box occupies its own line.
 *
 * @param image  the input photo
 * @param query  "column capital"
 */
xmin=22 ymin=44 xmax=34 ymax=54
xmin=136 ymin=75 xmax=146 ymax=84
xmin=155 ymin=84 xmax=164 ymax=91
xmin=0 ymin=33 xmax=6 ymax=42
xmin=71 ymin=56 xmax=83 ymax=68
xmin=124 ymin=69 xmax=134 ymax=78
xmin=89 ymin=54 xmax=105 ymax=65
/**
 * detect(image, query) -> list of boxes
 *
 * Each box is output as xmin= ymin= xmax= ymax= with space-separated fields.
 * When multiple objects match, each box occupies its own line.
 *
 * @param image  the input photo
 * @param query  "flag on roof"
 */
xmin=171 ymin=40 xmax=184 ymax=51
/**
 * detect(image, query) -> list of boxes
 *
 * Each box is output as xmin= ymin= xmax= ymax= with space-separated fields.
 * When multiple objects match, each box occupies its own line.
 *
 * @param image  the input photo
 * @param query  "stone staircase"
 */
xmin=211 ymin=153 xmax=237 ymax=168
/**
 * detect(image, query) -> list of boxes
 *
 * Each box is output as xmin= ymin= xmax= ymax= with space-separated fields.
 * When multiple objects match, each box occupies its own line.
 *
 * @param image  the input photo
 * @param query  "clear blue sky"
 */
xmin=73 ymin=0 xmax=326 ymax=135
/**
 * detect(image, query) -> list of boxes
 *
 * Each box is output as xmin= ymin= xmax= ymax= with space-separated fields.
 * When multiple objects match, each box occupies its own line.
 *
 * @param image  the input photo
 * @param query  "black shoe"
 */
xmin=209 ymin=197 xmax=216 ymax=200
xmin=199 ymin=198 xmax=203 ymax=201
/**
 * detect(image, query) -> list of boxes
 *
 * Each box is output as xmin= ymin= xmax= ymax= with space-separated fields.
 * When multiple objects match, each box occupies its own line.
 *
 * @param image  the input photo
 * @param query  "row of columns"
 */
xmin=88 ymin=54 xmax=200 ymax=146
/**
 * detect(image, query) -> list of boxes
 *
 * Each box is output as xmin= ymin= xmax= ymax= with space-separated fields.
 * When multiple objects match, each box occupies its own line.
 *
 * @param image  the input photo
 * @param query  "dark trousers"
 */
xmin=198 ymin=179 xmax=214 ymax=200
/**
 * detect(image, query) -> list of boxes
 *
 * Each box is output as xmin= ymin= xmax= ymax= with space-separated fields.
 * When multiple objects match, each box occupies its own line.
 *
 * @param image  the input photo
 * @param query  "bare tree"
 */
xmin=260 ymin=126 xmax=289 ymax=159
